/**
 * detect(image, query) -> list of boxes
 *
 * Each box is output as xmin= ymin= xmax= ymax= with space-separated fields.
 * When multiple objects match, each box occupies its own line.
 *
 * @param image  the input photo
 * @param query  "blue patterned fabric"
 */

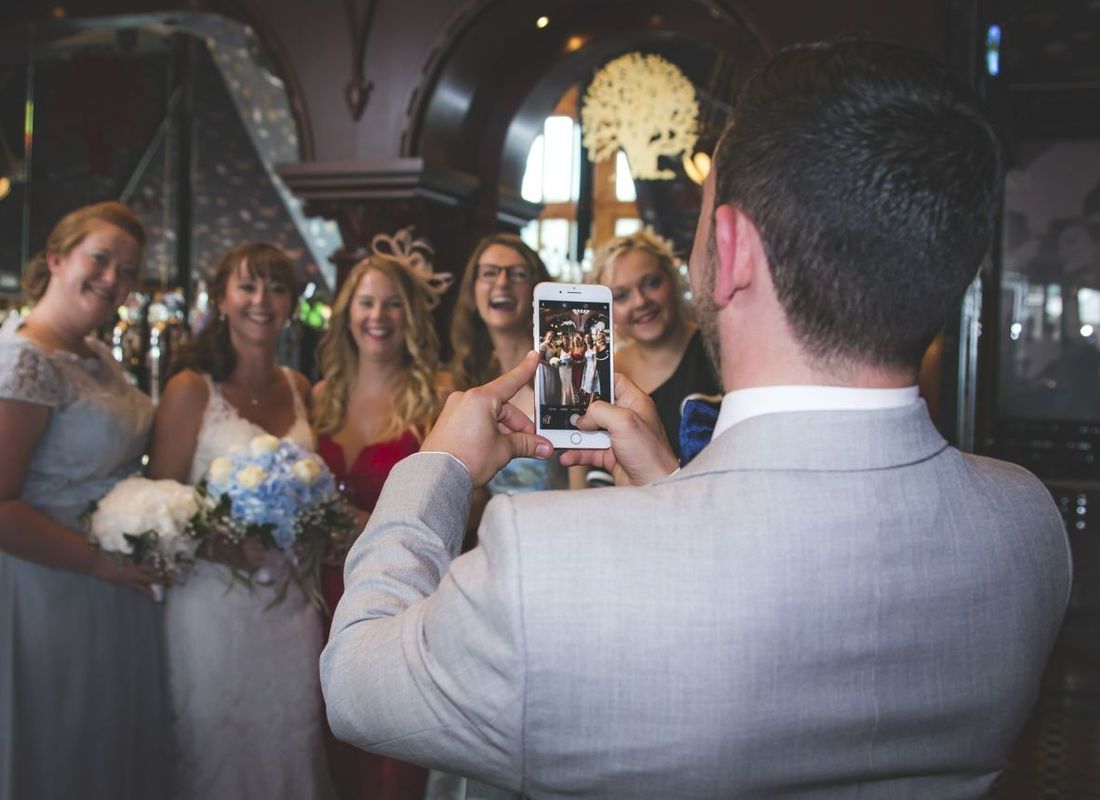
xmin=679 ymin=395 xmax=721 ymax=466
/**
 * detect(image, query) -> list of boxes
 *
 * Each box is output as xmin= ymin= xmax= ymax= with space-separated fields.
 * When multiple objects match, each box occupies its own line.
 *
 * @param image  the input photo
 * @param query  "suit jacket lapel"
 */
xmin=669 ymin=401 xmax=949 ymax=479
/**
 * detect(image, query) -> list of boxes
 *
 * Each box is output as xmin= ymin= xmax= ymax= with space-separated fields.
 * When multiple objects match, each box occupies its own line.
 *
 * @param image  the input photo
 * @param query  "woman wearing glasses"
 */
xmin=433 ymin=233 xmax=582 ymax=798
xmin=447 ymin=236 xmax=589 ymax=500
xmin=449 ymin=234 xmax=549 ymax=407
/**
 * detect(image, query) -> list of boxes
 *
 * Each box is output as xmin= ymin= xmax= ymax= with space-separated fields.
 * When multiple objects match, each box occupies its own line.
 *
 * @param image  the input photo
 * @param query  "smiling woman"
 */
xmin=144 ymin=242 xmax=336 ymax=799
xmin=0 ymin=201 xmax=173 ymax=799
xmin=590 ymin=230 xmax=720 ymax=459
xmin=449 ymin=234 xmax=551 ymax=393
xmin=443 ymin=234 xmax=575 ymax=545
xmin=310 ymin=250 xmax=442 ymax=798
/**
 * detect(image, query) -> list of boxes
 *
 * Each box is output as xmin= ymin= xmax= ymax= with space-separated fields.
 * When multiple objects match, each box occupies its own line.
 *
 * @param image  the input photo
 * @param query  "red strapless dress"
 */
xmin=317 ymin=429 xmax=425 ymax=800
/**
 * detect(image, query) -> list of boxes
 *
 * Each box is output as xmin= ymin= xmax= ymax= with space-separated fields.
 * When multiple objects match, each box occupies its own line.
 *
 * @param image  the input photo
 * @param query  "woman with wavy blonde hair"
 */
xmin=311 ymin=250 xmax=442 ymax=800
xmin=313 ymin=254 xmax=439 ymax=445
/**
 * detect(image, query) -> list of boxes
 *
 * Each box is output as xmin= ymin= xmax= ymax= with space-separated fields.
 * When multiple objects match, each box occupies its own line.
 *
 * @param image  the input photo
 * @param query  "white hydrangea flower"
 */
xmin=207 ymin=457 xmax=234 ymax=485
xmin=250 ymin=434 xmax=280 ymax=456
xmin=292 ymin=458 xmax=322 ymax=484
xmin=236 ymin=465 xmax=267 ymax=489
xmin=88 ymin=477 xmax=200 ymax=562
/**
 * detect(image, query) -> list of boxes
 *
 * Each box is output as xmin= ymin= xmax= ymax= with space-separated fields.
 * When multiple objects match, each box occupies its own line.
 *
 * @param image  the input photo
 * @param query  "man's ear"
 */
xmin=712 ymin=204 xmax=762 ymax=306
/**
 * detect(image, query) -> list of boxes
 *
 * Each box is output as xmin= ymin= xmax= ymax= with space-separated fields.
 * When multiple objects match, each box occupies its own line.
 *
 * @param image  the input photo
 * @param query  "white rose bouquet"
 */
xmin=193 ymin=434 xmax=355 ymax=608
xmin=85 ymin=477 xmax=202 ymax=601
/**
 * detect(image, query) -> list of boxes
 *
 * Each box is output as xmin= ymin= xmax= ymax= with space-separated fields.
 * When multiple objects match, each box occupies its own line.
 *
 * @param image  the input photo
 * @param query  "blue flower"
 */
xmin=203 ymin=436 xmax=341 ymax=551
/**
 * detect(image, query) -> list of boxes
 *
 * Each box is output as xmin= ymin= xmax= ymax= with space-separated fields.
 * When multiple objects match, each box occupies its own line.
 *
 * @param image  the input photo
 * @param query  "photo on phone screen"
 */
xmin=535 ymin=296 xmax=613 ymax=432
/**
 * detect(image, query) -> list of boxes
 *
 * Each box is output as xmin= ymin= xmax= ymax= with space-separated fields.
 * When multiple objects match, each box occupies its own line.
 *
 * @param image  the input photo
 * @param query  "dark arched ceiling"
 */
xmin=404 ymin=0 xmax=768 ymax=201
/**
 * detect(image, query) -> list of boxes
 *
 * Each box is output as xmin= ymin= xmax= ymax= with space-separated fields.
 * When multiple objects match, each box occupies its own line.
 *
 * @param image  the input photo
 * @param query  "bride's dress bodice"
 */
xmin=188 ymin=370 xmax=314 ymax=484
xmin=166 ymin=370 xmax=334 ymax=800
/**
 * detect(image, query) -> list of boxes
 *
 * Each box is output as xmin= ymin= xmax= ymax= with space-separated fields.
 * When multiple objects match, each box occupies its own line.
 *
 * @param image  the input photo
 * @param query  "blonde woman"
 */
xmin=590 ymin=230 xmax=720 ymax=460
xmin=312 ymin=250 xmax=442 ymax=800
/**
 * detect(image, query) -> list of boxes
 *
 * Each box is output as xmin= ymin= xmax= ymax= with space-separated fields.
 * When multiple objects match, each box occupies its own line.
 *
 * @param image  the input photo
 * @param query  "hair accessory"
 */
xmin=370 ymin=227 xmax=454 ymax=309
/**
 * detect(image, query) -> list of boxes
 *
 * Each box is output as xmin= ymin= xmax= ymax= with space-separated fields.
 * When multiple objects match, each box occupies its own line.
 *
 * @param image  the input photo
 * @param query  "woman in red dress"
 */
xmin=569 ymin=332 xmax=586 ymax=402
xmin=312 ymin=248 xmax=443 ymax=800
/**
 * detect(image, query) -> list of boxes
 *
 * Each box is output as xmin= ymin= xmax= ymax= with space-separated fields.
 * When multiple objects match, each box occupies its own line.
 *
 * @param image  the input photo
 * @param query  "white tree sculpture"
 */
xmin=581 ymin=52 xmax=699 ymax=180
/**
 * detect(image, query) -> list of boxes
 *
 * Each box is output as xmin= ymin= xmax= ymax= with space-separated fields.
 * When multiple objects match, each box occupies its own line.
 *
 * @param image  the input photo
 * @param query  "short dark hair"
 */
xmin=713 ymin=39 xmax=1002 ymax=370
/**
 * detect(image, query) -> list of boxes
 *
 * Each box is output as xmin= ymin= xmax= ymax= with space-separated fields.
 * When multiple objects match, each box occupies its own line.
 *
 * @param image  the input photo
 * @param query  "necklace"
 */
xmin=237 ymin=373 xmax=277 ymax=406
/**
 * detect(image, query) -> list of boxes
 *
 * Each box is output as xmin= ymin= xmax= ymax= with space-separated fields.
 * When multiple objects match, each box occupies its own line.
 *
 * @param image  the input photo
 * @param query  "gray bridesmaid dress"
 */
xmin=0 ymin=314 xmax=170 ymax=799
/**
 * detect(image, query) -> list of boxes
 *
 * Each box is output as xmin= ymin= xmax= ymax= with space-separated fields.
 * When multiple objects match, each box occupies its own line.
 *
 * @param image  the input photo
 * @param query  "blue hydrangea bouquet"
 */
xmin=194 ymin=434 xmax=355 ymax=609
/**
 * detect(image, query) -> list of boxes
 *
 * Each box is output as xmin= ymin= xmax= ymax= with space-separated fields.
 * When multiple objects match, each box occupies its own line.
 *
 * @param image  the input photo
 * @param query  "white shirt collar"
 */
xmin=712 ymin=385 xmax=921 ymax=440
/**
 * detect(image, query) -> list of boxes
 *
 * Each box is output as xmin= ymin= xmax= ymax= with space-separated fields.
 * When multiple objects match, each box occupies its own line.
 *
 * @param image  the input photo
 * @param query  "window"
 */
xmin=520 ymin=86 xmax=641 ymax=279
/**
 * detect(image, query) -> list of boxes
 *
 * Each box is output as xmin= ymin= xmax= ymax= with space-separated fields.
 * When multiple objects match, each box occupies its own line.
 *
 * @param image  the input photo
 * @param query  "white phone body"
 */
xmin=533 ymin=281 xmax=614 ymax=449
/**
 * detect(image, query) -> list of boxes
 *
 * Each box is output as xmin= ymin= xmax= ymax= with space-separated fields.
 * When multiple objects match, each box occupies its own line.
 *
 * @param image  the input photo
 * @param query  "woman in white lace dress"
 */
xmin=581 ymin=334 xmax=599 ymax=403
xmin=147 ymin=243 xmax=335 ymax=800
xmin=0 ymin=202 xmax=169 ymax=800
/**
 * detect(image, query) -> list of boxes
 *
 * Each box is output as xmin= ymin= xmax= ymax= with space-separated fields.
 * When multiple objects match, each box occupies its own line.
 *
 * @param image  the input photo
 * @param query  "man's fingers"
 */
xmin=574 ymin=400 xmax=621 ymax=432
xmin=479 ymin=350 xmax=540 ymax=406
xmin=559 ymin=447 xmax=615 ymax=471
xmin=611 ymin=373 xmax=662 ymax=421
xmin=497 ymin=401 xmax=537 ymax=435
xmin=505 ymin=431 xmax=554 ymax=461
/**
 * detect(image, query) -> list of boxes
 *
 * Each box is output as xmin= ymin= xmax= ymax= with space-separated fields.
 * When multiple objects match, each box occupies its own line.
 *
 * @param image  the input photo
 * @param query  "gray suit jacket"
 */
xmin=321 ymin=403 xmax=1071 ymax=799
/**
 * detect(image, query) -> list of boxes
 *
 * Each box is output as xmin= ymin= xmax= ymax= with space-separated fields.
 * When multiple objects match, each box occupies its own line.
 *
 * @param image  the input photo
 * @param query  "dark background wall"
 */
xmin=0 ymin=0 xmax=945 ymax=259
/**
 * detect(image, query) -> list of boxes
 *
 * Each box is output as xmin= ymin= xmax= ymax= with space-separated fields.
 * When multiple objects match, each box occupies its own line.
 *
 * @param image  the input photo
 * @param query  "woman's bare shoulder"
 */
xmin=160 ymin=369 xmax=209 ymax=409
xmin=286 ymin=369 xmax=312 ymax=407
xmin=310 ymin=378 xmax=327 ymax=405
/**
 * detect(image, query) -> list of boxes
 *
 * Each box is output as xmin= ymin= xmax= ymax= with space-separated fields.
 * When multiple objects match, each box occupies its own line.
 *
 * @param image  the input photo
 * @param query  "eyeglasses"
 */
xmin=477 ymin=264 xmax=532 ymax=284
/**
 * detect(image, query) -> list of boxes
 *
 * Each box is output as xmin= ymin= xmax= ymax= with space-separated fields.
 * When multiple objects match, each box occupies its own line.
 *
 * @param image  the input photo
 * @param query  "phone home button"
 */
xmin=569 ymin=432 xmax=582 ymax=445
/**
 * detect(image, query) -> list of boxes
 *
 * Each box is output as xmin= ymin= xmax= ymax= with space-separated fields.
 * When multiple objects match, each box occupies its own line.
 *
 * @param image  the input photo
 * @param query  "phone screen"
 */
xmin=536 ymin=297 xmax=613 ymax=431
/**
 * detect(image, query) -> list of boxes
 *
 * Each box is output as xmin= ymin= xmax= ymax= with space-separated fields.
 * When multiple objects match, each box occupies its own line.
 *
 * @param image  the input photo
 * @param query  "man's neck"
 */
xmin=723 ymin=347 xmax=917 ymax=392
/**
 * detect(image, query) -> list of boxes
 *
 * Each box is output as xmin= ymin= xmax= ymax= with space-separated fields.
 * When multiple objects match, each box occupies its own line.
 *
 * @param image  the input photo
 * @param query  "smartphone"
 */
xmin=533 ymin=281 xmax=614 ymax=449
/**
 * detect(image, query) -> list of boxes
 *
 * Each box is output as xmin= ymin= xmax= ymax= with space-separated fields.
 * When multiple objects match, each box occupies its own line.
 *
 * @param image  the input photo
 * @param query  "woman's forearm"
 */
xmin=0 ymin=498 xmax=101 ymax=574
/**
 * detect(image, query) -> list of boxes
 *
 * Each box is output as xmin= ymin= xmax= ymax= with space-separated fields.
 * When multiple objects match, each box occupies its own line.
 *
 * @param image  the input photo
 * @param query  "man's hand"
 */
xmin=421 ymin=351 xmax=554 ymax=486
xmin=559 ymin=373 xmax=679 ymax=486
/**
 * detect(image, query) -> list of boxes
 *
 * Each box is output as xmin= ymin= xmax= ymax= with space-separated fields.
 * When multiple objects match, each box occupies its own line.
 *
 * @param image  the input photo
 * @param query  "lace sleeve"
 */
xmin=0 ymin=342 xmax=63 ymax=406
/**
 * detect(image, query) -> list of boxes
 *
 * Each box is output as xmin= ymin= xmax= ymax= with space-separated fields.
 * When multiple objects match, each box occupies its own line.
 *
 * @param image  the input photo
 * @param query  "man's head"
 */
xmin=691 ymin=39 xmax=1002 ymax=382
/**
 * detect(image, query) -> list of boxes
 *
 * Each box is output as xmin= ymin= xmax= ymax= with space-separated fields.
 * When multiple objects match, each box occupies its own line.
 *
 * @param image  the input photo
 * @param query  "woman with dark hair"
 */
xmin=147 ymin=243 xmax=335 ymax=799
xmin=0 ymin=201 xmax=170 ymax=799
xmin=429 ymin=235 xmax=574 ymax=798
xmin=449 ymin=234 xmax=549 ymax=392
xmin=445 ymin=234 xmax=573 ymax=495
xmin=594 ymin=330 xmax=612 ymax=404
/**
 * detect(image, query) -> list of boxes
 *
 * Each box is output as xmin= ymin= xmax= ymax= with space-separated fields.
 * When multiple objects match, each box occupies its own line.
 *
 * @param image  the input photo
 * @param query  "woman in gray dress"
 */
xmin=0 ymin=202 xmax=170 ymax=800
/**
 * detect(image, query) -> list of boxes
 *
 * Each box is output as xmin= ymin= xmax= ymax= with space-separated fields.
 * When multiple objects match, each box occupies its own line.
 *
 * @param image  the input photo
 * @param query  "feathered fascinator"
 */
xmin=369 ymin=227 xmax=454 ymax=309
